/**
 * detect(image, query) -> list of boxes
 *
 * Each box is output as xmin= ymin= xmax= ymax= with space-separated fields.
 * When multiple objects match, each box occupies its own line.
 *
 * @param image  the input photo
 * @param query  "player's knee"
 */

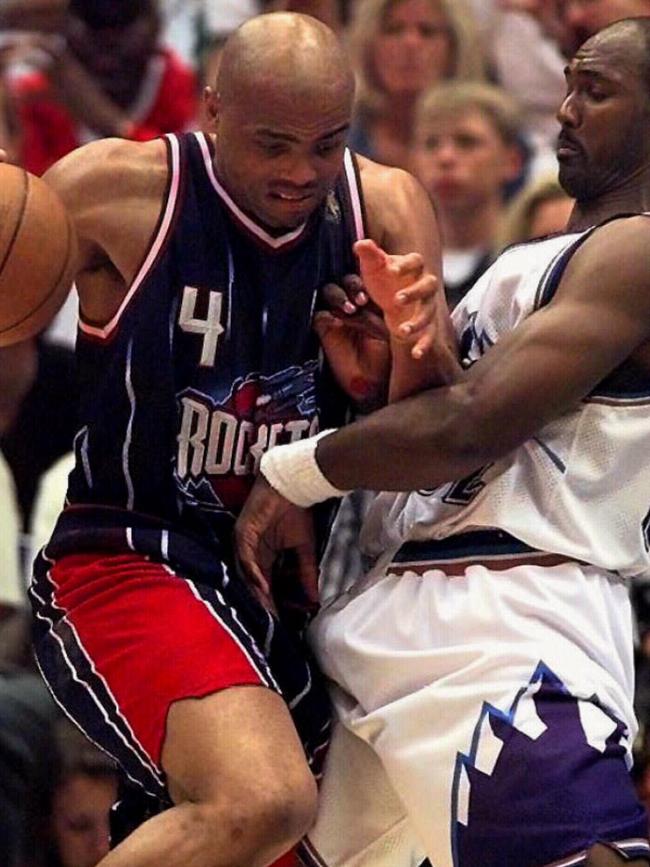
xmin=185 ymin=770 xmax=317 ymax=862
xmin=247 ymin=767 xmax=318 ymax=846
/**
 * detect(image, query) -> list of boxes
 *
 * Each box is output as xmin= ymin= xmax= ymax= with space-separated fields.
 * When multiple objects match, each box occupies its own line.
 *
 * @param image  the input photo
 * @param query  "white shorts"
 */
xmin=302 ymin=551 xmax=648 ymax=867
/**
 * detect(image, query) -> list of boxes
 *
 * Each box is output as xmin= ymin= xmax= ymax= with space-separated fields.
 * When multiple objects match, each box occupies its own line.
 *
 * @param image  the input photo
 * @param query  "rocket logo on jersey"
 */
xmin=176 ymin=361 xmax=320 ymax=514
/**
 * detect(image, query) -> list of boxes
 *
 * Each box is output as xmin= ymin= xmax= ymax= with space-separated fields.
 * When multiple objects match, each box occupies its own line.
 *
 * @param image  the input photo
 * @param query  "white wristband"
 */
xmin=260 ymin=429 xmax=350 ymax=508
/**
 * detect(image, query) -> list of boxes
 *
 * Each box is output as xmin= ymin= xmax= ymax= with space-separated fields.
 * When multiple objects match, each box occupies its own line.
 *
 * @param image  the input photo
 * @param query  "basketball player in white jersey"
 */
xmin=237 ymin=17 xmax=650 ymax=867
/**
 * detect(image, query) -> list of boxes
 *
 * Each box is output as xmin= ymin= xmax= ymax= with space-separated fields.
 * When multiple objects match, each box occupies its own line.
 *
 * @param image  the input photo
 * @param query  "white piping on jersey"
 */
xmin=288 ymin=661 xmax=313 ymax=710
xmin=343 ymin=148 xmax=365 ymax=242
xmin=226 ymin=244 xmax=234 ymax=335
xmin=125 ymin=527 xmax=135 ymax=552
xmin=161 ymin=529 xmax=169 ymax=560
xmin=263 ymin=611 xmax=275 ymax=657
xmin=73 ymin=426 xmax=93 ymax=489
xmin=193 ymin=131 xmax=308 ymax=250
xmin=79 ymin=134 xmax=182 ymax=340
xmin=31 ymin=562 xmax=164 ymax=791
xmin=122 ymin=339 xmax=136 ymax=511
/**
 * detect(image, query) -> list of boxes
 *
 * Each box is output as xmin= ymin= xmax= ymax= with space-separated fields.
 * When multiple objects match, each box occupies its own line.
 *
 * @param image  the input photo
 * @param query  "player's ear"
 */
xmin=203 ymin=87 xmax=221 ymax=131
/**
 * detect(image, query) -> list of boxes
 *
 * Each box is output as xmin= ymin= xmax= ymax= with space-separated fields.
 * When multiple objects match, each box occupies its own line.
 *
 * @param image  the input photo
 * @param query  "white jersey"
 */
xmin=362 ymin=222 xmax=650 ymax=580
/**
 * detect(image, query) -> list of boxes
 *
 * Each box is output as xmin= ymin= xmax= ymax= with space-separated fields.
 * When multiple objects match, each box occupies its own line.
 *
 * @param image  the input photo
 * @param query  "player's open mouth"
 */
xmin=270 ymin=191 xmax=314 ymax=202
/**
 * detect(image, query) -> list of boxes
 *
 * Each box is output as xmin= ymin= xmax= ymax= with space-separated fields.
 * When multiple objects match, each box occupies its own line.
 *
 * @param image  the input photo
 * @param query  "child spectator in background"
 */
xmin=347 ymin=0 xmax=485 ymax=171
xmin=10 ymin=0 xmax=197 ymax=175
xmin=497 ymin=174 xmax=574 ymax=248
xmin=412 ymin=81 xmax=524 ymax=307
xmin=26 ymin=719 xmax=118 ymax=867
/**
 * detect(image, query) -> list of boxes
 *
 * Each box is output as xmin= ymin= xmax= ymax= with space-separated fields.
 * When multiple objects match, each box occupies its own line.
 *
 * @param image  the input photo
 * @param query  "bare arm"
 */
xmin=318 ymin=216 xmax=650 ymax=490
xmin=360 ymin=160 xmax=460 ymax=400
xmin=43 ymin=137 xmax=168 ymax=325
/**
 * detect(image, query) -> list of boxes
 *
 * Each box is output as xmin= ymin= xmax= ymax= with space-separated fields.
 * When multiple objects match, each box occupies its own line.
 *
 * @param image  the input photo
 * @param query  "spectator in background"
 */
xmin=0 ymin=0 xmax=67 ymax=32
xmin=263 ymin=0 xmax=345 ymax=30
xmin=0 ymin=338 xmax=77 ymax=534
xmin=27 ymin=719 xmax=118 ymax=867
xmin=160 ymin=0 xmax=261 ymax=67
xmin=1 ymin=450 xmax=60 ymax=867
xmin=347 ymin=0 xmax=485 ymax=171
xmin=412 ymin=82 xmax=524 ymax=307
xmin=497 ymin=174 xmax=574 ymax=248
xmin=467 ymin=0 xmax=565 ymax=156
xmin=0 ymin=450 xmax=22 ymax=615
xmin=500 ymin=0 xmax=650 ymax=58
xmin=11 ymin=0 xmax=197 ymax=176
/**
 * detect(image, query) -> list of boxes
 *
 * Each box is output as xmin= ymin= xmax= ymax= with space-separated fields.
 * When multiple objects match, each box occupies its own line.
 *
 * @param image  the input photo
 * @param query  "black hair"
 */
xmin=68 ymin=0 xmax=154 ymax=29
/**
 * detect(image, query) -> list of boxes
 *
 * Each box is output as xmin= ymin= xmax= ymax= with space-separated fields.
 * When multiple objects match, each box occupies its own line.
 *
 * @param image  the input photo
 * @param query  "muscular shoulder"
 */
xmin=44 ymin=138 xmax=168 ymax=266
xmin=44 ymin=137 xmax=168 ymax=217
xmin=558 ymin=215 xmax=650 ymax=306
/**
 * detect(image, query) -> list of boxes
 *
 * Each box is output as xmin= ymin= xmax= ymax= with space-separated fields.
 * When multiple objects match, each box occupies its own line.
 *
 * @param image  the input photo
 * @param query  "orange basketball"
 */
xmin=0 ymin=163 xmax=78 ymax=347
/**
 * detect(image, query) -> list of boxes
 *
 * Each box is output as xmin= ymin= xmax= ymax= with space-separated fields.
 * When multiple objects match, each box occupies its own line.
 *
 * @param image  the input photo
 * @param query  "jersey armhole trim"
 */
xmin=344 ymin=149 xmax=367 ymax=241
xmin=79 ymin=134 xmax=182 ymax=341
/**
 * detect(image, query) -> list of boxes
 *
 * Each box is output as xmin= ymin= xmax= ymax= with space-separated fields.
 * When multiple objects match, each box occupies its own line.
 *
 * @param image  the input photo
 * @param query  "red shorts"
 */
xmin=31 ymin=552 xmax=279 ymax=796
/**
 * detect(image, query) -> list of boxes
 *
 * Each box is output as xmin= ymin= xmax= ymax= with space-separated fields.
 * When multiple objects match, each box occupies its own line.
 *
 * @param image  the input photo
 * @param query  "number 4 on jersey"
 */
xmin=179 ymin=285 xmax=224 ymax=368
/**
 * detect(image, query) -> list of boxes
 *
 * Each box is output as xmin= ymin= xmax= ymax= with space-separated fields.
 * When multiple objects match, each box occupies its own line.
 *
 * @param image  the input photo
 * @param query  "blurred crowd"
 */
xmin=2 ymin=1 xmax=650 ymax=865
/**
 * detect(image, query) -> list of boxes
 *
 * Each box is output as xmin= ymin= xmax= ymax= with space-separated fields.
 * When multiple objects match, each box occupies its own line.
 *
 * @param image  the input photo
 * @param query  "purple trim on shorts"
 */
xmin=451 ymin=663 xmax=648 ymax=867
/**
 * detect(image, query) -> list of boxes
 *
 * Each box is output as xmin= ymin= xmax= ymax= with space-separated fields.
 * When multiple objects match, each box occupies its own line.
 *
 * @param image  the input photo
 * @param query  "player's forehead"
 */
xmin=233 ymin=80 xmax=352 ymax=142
xmin=568 ymin=33 xmax=643 ymax=85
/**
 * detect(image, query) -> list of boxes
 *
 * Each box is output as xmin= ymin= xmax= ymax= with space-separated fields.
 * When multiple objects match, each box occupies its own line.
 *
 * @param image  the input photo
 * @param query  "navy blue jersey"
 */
xmin=47 ymin=132 xmax=365 ymax=583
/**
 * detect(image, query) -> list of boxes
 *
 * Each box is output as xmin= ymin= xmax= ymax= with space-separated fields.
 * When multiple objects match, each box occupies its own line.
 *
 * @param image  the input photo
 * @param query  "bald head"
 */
xmin=581 ymin=16 xmax=650 ymax=95
xmin=217 ymin=12 xmax=354 ymax=106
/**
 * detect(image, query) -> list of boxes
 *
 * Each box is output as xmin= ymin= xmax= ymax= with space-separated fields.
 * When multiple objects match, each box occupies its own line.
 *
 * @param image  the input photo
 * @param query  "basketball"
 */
xmin=0 ymin=163 xmax=78 ymax=347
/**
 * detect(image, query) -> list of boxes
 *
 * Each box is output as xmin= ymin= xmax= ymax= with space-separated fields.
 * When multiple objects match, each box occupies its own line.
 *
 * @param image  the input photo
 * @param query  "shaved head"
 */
xmin=206 ymin=12 xmax=355 ymax=231
xmin=217 ymin=12 xmax=354 ymax=105
xmin=583 ymin=16 xmax=650 ymax=98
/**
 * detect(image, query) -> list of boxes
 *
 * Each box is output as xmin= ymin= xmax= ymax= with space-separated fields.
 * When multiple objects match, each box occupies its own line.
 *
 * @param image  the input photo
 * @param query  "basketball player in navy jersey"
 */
xmin=238 ymin=17 xmax=650 ymax=867
xmin=21 ymin=11 xmax=457 ymax=867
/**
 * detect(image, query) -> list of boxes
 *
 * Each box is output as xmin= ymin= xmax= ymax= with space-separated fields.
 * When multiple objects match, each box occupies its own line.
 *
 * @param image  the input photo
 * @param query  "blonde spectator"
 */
xmin=347 ymin=0 xmax=486 ymax=170
xmin=497 ymin=174 xmax=574 ymax=249
xmin=413 ymin=81 xmax=523 ymax=307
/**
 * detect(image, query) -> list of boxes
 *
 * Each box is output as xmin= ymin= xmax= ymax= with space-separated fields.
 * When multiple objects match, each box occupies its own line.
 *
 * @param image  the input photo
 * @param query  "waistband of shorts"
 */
xmin=388 ymin=529 xmax=576 ymax=577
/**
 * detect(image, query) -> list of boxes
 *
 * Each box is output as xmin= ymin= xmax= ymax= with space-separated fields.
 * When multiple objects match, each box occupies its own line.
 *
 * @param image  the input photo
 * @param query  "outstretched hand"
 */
xmin=354 ymin=239 xmax=439 ymax=360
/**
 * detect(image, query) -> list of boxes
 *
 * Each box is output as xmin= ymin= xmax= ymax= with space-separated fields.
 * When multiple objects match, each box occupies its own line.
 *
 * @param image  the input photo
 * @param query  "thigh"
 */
xmin=161 ymin=685 xmax=313 ymax=807
xmin=300 ymin=716 xmax=426 ymax=867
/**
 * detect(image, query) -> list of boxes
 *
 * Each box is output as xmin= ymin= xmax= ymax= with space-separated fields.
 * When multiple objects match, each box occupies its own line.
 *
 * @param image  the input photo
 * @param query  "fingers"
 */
xmin=396 ymin=273 xmax=437 ymax=306
xmin=237 ymin=547 xmax=276 ymax=612
xmin=322 ymin=274 xmax=368 ymax=316
xmin=354 ymin=238 xmax=388 ymax=277
xmin=389 ymin=252 xmax=424 ymax=281
xmin=294 ymin=543 xmax=320 ymax=607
